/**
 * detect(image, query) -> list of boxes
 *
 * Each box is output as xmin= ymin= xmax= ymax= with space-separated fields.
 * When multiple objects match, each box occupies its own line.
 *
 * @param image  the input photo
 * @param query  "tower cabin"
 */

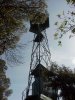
xmin=29 ymin=17 xmax=49 ymax=42
xmin=29 ymin=17 xmax=49 ymax=34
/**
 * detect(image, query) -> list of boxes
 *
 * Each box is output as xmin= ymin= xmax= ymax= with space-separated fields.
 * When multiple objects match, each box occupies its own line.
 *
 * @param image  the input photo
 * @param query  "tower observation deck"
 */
xmin=22 ymin=16 xmax=53 ymax=100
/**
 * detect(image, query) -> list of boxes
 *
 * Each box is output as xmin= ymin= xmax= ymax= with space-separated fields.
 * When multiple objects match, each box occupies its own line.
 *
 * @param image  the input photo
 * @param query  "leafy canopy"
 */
xmin=48 ymin=62 xmax=75 ymax=100
xmin=0 ymin=59 xmax=12 ymax=100
xmin=0 ymin=0 xmax=48 ymax=55
xmin=66 ymin=0 xmax=75 ymax=4
xmin=54 ymin=3 xmax=75 ymax=45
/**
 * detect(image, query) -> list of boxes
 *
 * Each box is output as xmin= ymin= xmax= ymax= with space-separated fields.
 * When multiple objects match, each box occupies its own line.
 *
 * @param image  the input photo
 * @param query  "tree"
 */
xmin=0 ymin=0 xmax=48 ymax=64
xmin=0 ymin=1 xmax=48 ymax=99
xmin=0 ymin=0 xmax=48 ymax=59
xmin=54 ymin=0 xmax=75 ymax=45
xmin=66 ymin=0 xmax=75 ymax=4
xmin=0 ymin=59 xmax=12 ymax=100
xmin=48 ymin=62 xmax=75 ymax=100
xmin=0 ymin=0 xmax=48 ymax=62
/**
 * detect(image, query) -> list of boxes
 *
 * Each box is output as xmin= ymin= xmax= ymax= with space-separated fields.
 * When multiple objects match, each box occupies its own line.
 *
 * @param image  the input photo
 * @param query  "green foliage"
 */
xmin=54 ymin=10 xmax=75 ymax=45
xmin=0 ymin=1 xmax=49 ymax=99
xmin=54 ymin=0 xmax=75 ymax=45
xmin=0 ymin=0 xmax=48 ymax=34
xmin=0 ymin=0 xmax=48 ymax=55
xmin=27 ymin=0 xmax=48 ymax=24
xmin=0 ymin=59 xmax=12 ymax=100
xmin=48 ymin=62 xmax=75 ymax=100
xmin=66 ymin=0 xmax=75 ymax=4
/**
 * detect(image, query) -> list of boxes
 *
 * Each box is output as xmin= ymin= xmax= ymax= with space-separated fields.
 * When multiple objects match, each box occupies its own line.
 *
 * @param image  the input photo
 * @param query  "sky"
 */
xmin=6 ymin=0 xmax=75 ymax=100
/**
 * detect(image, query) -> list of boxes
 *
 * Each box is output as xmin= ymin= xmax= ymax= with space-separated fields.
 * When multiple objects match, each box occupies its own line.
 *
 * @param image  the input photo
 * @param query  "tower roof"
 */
xmin=29 ymin=17 xmax=49 ymax=34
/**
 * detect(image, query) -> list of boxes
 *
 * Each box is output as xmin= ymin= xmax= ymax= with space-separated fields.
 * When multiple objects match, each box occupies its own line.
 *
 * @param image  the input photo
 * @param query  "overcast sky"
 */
xmin=7 ymin=0 xmax=75 ymax=100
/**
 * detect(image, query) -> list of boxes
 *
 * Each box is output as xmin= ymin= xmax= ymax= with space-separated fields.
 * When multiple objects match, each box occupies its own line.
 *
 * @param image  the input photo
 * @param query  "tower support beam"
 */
xmin=22 ymin=17 xmax=51 ymax=100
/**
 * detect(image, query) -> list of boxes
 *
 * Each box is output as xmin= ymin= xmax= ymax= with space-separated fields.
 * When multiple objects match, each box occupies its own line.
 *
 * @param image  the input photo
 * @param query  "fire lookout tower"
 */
xmin=22 ymin=16 xmax=52 ymax=100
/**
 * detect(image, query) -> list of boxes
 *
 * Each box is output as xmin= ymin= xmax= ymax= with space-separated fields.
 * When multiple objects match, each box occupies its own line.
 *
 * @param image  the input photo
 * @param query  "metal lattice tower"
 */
xmin=22 ymin=17 xmax=51 ymax=100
